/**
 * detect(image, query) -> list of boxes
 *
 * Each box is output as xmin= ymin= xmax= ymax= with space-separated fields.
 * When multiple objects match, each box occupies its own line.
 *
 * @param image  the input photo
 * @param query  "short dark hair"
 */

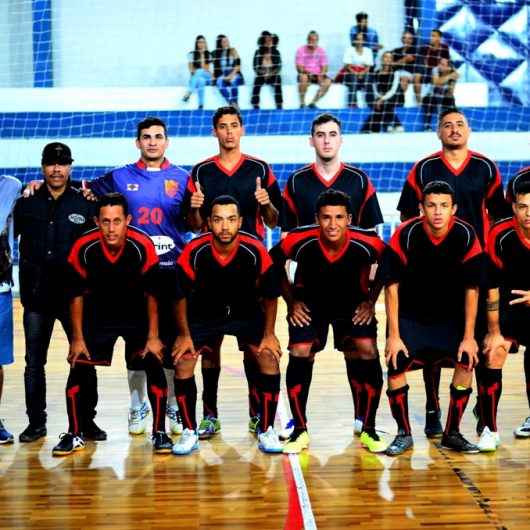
xmin=422 ymin=180 xmax=456 ymax=204
xmin=431 ymin=28 xmax=443 ymax=37
xmin=213 ymin=106 xmax=243 ymax=128
xmin=315 ymin=189 xmax=351 ymax=214
xmin=356 ymin=12 xmax=368 ymax=22
xmin=438 ymin=107 xmax=466 ymax=127
xmin=514 ymin=180 xmax=530 ymax=198
xmin=209 ymin=194 xmax=241 ymax=216
xmin=136 ymin=117 xmax=168 ymax=140
xmin=311 ymin=113 xmax=342 ymax=135
xmin=97 ymin=192 xmax=129 ymax=217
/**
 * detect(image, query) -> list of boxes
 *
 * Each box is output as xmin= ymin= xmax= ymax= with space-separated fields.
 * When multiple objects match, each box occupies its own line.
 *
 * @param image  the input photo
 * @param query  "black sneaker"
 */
xmin=385 ymin=431 xmax=414 ymax=456
xmin=19 ymin=424 xmax=47 ymax=443
xmin=152 ymin=431 xmax=173 ymax=454
xmin=441 ymin=431 xmax=479 ymax=454
xmin=52 ymin=433 xmax=85 ymax=456
xmin=424 ymin=410 xmax=443 ymax=439
xmin=82 ymin=420 xmax=107 ymax=441
xmin=472 ymin=402 xmax=484 ymax=436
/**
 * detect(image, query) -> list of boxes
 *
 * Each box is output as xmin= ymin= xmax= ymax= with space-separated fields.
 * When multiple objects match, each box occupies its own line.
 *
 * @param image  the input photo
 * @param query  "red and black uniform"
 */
xmin=397 ymin=150 xmax=508 ymax=245
xmin=271 ymin=225 xmax=385 ymax=434
xmin=175 ymin=231 xmax=281 ymax=432
xmin=64 ymin=226 xmax=168 ymax=435
xmin=186 ymin=154 xmax=282 ymax=240
xmin=281 ymin=163 xmax=383 ymax=231
xmin=506 ymin=166 xmax=530 ymax=204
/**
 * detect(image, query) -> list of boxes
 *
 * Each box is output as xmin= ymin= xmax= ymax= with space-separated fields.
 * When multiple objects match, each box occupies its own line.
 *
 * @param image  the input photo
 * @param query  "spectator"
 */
xmin=350 ymin=12 xmax=383 ymax=60
xmin=182 ymin=35 xmax=212 ymax=110
xmin=251 ymin=31 xmax=283 ymax=110
xmin=212 ymin=34 xmax=244 ymax=106
xmin=361 ymin=51 xmax=403 ymax=133
xmin=392 ymin=30 xmax=422 ymax=103
xmin=343 ymin=32 xmax=373 ymax=108
xmin=421 ymin=58 xmax=459 ymax=131
xmin=417 ymin=29 xmax=450 ymax=98
xmin=295 ymin=30 xmax=331 ymax=109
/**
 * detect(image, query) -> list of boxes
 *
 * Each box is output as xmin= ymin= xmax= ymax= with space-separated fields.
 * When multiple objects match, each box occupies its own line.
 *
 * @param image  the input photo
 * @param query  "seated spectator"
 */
xmin=392 ymin=30 xmax=422 ymax=104
xmin=416 ymin=29 xmax=450 ymax=100
xmin=343 ymin=32 xmax=373 ymax=108
xmin=251 ymin=31 xmax=283 ymax=110
xmin=295 ymin=31 xmax=331 ymax=109
xmin=182 ymin=35 xmax=212 ymax=110
xmin=421 ymin=58 xmax=459 ymax=130
xmin=350 ymin=12 xmax=383 ymax=61
xmin=360 ymin=51 xmax=403 ymax=133
xmin=212 ymin=34 xmax=244 ymax=106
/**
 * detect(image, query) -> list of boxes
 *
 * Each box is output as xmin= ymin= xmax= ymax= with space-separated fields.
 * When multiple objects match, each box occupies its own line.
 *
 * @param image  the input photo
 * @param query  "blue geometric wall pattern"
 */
xmin=435 ymin=1 xmax=528 ymax=105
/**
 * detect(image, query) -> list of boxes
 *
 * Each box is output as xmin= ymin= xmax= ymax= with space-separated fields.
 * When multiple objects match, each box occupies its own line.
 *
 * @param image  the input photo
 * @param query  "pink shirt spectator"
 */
xmin=295 ymin=45 xmax=328 ymax=75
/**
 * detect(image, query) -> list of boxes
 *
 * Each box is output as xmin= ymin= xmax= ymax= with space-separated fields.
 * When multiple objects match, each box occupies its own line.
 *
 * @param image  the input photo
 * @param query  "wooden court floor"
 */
xmin=1 ymin=299 xmax=529 ymax=529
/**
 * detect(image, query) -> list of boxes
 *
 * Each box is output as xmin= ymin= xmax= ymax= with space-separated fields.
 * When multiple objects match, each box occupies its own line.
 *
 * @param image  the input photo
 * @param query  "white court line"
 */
xmin=278 ymin=393 xmax=318 ymax=530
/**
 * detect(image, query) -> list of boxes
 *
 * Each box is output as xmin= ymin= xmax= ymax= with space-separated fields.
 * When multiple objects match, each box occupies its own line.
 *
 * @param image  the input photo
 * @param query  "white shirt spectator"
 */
xmin=343 ymin=46 xmax=373 ymax=71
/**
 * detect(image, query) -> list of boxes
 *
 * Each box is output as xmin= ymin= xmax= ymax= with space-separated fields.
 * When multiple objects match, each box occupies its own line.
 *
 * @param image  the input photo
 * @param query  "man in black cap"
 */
xmin=14 ymin=142 xmax=102 ymax=442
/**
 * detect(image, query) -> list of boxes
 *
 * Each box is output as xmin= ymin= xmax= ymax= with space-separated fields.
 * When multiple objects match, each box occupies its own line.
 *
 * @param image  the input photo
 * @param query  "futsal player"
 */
xmin=171 ymin=195 xmax=283 ymax=455
xmin=382 ymin=181 xmax=483 ymax=455
xmin=185 ymin=106 xmax=283 ymax=439
xmin=271 ymin=189 xmax=386 ymax=454
xmin=53 ymin=193 xmax=172 ymax=455
xmin=397 ymin=108 xmax=508 ymax=438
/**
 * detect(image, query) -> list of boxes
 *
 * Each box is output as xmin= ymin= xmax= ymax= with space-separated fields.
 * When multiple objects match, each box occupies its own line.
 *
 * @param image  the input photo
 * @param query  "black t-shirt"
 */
xmin=67 ymin=226 xmax=159 ymax=328
xmin=271 ymin=225 xmax=385 ymax=318
xmin=176 ymin=231 xmax=279 ymax=321
xmin=379 ymin=216 xmax=484 ymax=324
xmin=397 ymin=150 xmax=508 ymax=245
xmin=281 ymin=163 xmax=383 ymax=231
xmin=185 ymin=154 xmax=282 ymax=240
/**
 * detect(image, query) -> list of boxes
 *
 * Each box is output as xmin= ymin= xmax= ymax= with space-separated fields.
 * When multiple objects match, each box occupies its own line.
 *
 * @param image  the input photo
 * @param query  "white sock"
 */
xmin=128 ymin=370 xmax=147 ymax=410
xmin=164 ymin=368 xmax=177 ymax=410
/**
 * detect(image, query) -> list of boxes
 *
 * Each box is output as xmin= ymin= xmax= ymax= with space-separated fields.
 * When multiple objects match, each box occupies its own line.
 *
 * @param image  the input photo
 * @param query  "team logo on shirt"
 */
xmin=68 ymin=213 xmax=86 ymax=224
xmin=150 ymin=235 xmax=175 ymax=256
xmin=127 ymin=183 xmax=140 ymax=191
xmin=164 ymin=179 xmax=179 ymax=198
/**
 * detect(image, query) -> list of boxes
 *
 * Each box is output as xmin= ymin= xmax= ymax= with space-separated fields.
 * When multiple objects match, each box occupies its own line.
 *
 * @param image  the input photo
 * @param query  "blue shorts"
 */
xmin=0 ymin=291 xmax=14 ymax=365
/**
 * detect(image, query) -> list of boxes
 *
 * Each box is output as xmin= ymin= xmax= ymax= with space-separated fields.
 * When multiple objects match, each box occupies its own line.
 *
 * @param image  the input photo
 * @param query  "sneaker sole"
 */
xmin=258 ymin=444 xmax=283 ymax=454
xmin=283 ymin=443 xmax=309 ymax=454
xmin=478 ymin=446 xmax=497 ymax=453
xmin=172 ymin=442 xmax=199 ymax=456
xmin=0 ymin=438 xmax=14 ymax=444
xmin=361 ymin=442 xmax=387 ymax=454
xmin=154 ymin=446 xmax=173 ymax=454
xmin=440 ymin=444 xmax=480 ymax=454
xmin=52 ymin=446 xmax=85 ymax=457
xmin=198 ymin=430 xmax=221 ymax=440
xmin=514 ymin=431 xmax=530 ymax=438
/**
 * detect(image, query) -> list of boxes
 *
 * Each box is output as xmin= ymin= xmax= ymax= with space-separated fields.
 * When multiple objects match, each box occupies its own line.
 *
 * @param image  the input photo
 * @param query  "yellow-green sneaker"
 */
xmin=360 ymin=431 xmax=387 ymax=453
xmin=283 ymin=430 xmax=310 ymax=454
xmin=248 ymin=415 xmax=260 ymax=435
xmin=198 ymin=416 xmax=221 ymax=440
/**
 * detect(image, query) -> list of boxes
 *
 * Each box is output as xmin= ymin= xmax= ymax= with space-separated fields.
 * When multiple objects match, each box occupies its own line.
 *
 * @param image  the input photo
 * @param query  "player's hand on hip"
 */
xmin=288 ymin=301 xmax=312 ymax=327
xmin=510 ymin=289 xmax=530 ymax=307
xmin=190 ymin=181 xmax=205 ymax=209
xmin=143 ymin=336 xmax=165 ymax=363
xmin=68 ymin=338 xmax=91 ymax=367
xmin=352 ymin=300 xmax=374 ymax=325
xmin=22 ymin=180 xmax=44 ymax=198
xmin=457 ymin=337 xmax=478 ymax=370
xmin=483 ymin=332 xmax=511 ymax=356
xmin=385 ymin=336 xmax=408 ymax=370
xmin=171 ymin=335 xmax=197 ymax=365
xmin=257 ymin=333 xmax=283 ymax=361
xmin=255 ymin=177 xmax=271 ymax=206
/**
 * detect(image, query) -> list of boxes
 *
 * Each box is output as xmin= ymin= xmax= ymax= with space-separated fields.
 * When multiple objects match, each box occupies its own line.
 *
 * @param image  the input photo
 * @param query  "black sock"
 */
xmin=144 ymin=356 xmax=168 ymax=433
xmin=345 ymin=358 xmax=364 ymax=422
xmin=258 ymin=373 xmax=280 ymax=432
xmin=286 ymin=356 xmax=313 ymax=430
xmin=201 ymin=367 xmax=221 ymax=418
xmin=387 ymin=385 xmax=411 ymax=435
xmin=66 ymin=365 xmax=90 ymax=435
xmin=361 ymin=359 xmax=383 ymax=434
xmin=243 ymin=357 xmax=261 ymax=419
xmin=444 ymin=385 xmax=472 ymax=434
xmin=174 ymin=376 xmax=197 ymax=431
xmin=423 ymin=364 xmax=441 ymax=413
xmin=477 ymin=367 xmax=502 ymax=432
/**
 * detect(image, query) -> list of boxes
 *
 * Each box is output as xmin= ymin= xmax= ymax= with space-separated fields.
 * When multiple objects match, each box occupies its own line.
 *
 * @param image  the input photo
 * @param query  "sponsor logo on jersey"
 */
xmin=164 ymin=179 xmax=179 ymax=198
xmin=68 ymin=213 xmax=86 ymax=224
xmin=150 ymin=235 xmax=176 ymax=256
xmin=127 ymin=183 xmax=140 ymax=191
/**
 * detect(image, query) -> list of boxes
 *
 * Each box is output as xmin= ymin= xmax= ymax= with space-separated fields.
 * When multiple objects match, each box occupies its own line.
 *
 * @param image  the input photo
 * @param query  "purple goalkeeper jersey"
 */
xmin=88 ymin=159 xmax=191 ymax=269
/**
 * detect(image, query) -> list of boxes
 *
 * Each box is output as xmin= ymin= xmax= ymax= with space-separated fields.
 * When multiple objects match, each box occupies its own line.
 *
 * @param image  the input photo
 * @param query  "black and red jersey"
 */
xmin=281 ymin=163 xmax=383 ymax=231
xmin=271 ymin=225 xmax=385 ymax=317
xmin=185 ymin=154 xmax=282 ymax=240
xmin=397 ymin=150 xmax=508 ymax=245
xmin=506 ymin=166 xmax=530 ymax=204
xmin=379 ymin=216 xmax=484 ymax=324
xmin=176 ymin=231 xmax=279 ymax=321
xmin=67 ymin=225 xmax=159 ymax=327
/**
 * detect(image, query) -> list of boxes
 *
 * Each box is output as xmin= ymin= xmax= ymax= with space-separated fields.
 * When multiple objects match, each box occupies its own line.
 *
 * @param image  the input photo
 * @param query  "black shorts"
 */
xmin=288 ymin=314 xmax=377 ymax=354
xmin=500 ymin=309 xmax=530 ymax=351
xmin=298 ymin=73 xmax=329 ymax=84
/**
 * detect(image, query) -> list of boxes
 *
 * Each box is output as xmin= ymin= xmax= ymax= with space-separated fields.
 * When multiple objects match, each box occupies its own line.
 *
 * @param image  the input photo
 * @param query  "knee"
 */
xmin=174 ymin=357 xmax=197 ymax=378
xmin=289 ymin=344 xmax=313 ymax=359
xmin=253 ymin=348 xmax=279 ymax=374
xmin=298 ymin=74 xmax=309 ymax=86
xmin=344 ymin=339 xmax=378 ymax=360
xmin=485 ymin=348 xmax=508 ymax=369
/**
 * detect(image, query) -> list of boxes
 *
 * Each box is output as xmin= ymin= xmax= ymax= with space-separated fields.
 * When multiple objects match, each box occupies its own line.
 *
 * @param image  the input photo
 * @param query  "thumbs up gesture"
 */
xmin=255 ymin=177 xmax=270 ymax=206
xmin=190 ymin=180 xmax=205 ymax=209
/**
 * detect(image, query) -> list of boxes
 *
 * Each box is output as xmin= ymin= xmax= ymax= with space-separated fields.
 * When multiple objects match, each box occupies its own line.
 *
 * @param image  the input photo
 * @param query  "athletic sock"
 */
xmin=144 ymin=357 xmax=168 ymax=433
xmin=345 ymin=358 xmax=364 ymax=422
xmin=201 ymin=366 xmax=221 ymax=418
xmin=258 ymin=373 xmax=280 ymax=432
xmin=243 ymin=357 xmax=261 ymax=419
xmin=66 ymin=365 xmax=90 ymax=435
xmin=477 ymin=367 xmax=502 ymax=432
xmin=444 ymin=384 xmax=472 ymax=434
xmin=361 ymin=358 xmax=383 ymax=433
xmin=423 ymin=364 xmax=441 ymax=413
xmin=174 ymin=376 xmax=197 ymax=431
xmin=286 ymin=356 xmax=313 ymax=430
xmin=163 ymin=368 xmax=177 ymax=410
xmin=127 ymin=369 xmax=147 ymax=410
xmin=387 ymin=385 xmax=411 ymax=435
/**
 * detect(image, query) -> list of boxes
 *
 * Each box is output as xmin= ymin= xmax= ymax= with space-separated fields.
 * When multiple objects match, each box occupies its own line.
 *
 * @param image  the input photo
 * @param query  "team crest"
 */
xmin=164 ymin=179 xmax=179 ymax=198
xmin=127 ymin=183 xmax=139 ymax=191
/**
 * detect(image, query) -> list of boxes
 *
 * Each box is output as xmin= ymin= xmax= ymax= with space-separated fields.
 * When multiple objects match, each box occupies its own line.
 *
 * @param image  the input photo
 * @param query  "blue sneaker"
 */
xmin=0 ymin=420 xmax=14 ymax=444
xmin=279 ymin=418 xmax=295 ymax=440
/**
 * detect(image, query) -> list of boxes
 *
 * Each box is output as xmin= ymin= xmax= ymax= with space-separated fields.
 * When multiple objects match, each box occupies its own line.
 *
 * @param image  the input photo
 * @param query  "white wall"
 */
xmin=53 ymin=0 xmax=404 ymax=87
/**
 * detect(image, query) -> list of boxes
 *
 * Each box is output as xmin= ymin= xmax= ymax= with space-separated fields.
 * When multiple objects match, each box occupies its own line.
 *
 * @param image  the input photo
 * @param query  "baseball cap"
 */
xmin=41 ymin=142 xmax=74 ymax=165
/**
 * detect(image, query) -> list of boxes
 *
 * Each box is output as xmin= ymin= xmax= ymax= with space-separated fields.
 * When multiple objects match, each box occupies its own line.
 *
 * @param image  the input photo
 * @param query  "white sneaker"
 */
xmin=128 ymin=401 xmax=150 ymax=435
xmin=172 ymin=428 xmax=199 ymax=455
xmin=167 ymin=406 xmax=183 ymax=435
xmin=258 ymin=426 xmax=283 ymax=453
xmin=478 ymin=427 xmax=500 ymax=452
xmin=279 ymin=418 xmax=295 ymax=440
xmin=354 ymin=418 xmax=363 ymax=436
xmin=514 ymin=416 xmax=530 ymax=438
